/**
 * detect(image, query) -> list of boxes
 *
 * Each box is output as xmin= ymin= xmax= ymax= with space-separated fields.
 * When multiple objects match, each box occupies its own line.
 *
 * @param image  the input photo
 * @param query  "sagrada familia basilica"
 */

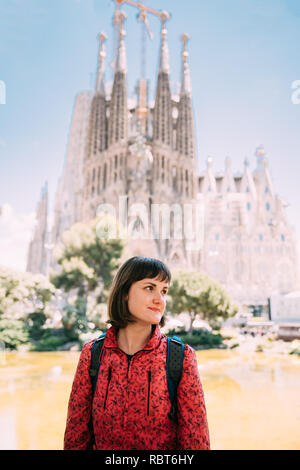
xmin=26 ymin=5 xmax=299 ymax=310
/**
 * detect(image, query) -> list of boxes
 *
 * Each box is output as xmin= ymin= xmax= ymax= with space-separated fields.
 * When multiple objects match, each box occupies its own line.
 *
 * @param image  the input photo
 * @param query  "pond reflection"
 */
xmin=0 ymin=350 xmax=299 ymax=450
xmin=197 ymin=350 xmax=300 ymax=450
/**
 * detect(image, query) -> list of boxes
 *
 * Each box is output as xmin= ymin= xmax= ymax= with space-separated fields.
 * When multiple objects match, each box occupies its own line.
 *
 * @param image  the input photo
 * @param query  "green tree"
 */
xmin=0 ymin=318 xmax=29 ymax=349
xmin=168 ymin=270 xmax=238 ymax=333
xmin=50 ymin=214 xmax=126 ymax=338
xmin=0 ymin=266 xmax=56 ymax=348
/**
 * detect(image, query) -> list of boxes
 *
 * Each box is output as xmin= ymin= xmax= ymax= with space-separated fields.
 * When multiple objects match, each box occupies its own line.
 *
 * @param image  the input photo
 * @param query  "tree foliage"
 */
xmin=51 ymin=214 xmax=126 ymax=302
xmin=0 ymin=266 xmax=56 ymax=348
xmin=0 ymin=318 xmax=29 ymax=349
xmin=0 ymin=266 xmax=55 ymax=319
xmin=50 ymin=214 xmax=126 ymax=339
xmin=168 ymin=270 xmax=239 ymax=331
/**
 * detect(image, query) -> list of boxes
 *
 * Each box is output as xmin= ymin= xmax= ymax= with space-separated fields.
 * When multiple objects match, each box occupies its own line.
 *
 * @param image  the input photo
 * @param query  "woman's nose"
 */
xmin=153 ymin=292 xmax=165 ymax=303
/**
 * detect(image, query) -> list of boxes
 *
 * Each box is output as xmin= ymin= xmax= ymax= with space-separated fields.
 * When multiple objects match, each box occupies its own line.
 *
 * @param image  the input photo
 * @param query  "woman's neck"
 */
xmin=117 ymin=323 xmax=154 ymax=355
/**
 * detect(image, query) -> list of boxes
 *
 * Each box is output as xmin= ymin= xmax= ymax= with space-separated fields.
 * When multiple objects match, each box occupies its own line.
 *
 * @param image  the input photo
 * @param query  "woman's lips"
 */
xmin=148 ymin=307 xmax=160 ymax=312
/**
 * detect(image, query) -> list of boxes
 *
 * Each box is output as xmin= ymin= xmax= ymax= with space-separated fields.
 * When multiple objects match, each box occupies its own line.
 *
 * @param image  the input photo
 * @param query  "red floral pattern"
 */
xmin=64 ymin=325 xmax=210 ymax=450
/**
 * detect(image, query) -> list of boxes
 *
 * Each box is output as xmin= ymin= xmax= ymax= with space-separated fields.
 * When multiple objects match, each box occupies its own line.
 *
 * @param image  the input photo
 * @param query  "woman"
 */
xmin=64 ymin=256 xmax=210 ymax=450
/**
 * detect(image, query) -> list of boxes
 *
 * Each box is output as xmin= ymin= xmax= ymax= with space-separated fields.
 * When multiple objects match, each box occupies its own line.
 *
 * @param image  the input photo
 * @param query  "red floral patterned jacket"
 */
xmin=64 ymin=325 xmax=210 ymax=450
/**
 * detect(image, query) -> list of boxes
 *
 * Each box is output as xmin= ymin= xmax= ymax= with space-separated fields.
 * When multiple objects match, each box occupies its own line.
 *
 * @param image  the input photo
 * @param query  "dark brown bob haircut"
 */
xmin=107 ymin=256 xmax=171 ymax=329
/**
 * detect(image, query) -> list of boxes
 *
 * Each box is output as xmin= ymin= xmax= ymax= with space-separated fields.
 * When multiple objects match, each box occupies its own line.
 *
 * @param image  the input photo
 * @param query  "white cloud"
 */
xmin=0 ymin=204 xmax=36 ymax=272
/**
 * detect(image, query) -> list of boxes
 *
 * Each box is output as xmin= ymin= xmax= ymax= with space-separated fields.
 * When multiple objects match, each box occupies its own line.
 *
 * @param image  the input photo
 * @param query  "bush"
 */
xmin=0 ymin=318 xmax=29 ymax=350
xmin=29 ymin=328 xmax=70 ymax=351
xmin=289 ymin=348 xmax=300 ymax=356
xmin=32 ymin=333 xmax=70 ymax=351
xmin=27 ymin=311 xmax=47 ymax=341
xmin=166 ymin=327 xmax=186 ymax=336
xmin=167 ymin=328 xmax=224 ymax=348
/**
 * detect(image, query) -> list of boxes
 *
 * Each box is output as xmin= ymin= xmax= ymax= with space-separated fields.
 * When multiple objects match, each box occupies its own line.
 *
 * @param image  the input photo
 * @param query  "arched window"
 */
xmin=172 ymin=166 xmax=177 ymax=191
xmin=172 ymin=253 xmax=180 ymax=263
xmin=119 ymin=155 xmax=123 ymax=179
xmin=180 ymin=169 xmax=183 ymax=193
xmin=103 ymin=163 xmax=107 ymax=190
xmin=97 ymin=167 xmax=101 ymax=194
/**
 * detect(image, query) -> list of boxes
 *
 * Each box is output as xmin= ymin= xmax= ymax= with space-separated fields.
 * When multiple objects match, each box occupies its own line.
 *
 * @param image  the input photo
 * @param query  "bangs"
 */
xmin=131 ymin=257 xmax=171 ymax=284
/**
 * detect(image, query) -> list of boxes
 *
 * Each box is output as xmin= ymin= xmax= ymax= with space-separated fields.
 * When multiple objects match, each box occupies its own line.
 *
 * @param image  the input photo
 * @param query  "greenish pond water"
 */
xmin=0 ymin=349 xmax=299 ymax=450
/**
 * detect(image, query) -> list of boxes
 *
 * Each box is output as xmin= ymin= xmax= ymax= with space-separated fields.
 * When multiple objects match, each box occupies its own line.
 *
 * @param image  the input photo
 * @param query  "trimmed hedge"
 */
xmin=166 ymin=328 xmax=224 ymax=348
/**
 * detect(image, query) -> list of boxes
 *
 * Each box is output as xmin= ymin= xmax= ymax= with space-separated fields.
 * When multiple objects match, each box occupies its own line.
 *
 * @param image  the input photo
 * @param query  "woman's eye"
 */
xmin=145 ymin=286 xmax=168 ymax=295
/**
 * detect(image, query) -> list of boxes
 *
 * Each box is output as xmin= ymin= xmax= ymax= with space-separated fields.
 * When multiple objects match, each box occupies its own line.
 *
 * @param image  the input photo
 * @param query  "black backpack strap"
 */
xmin=166 ymin=336 xmax=185 ymax=423
xmin=89 ymin=333 xmax=106 ymax=394
xmin=88 ymin=333 xmax=106 ymax=450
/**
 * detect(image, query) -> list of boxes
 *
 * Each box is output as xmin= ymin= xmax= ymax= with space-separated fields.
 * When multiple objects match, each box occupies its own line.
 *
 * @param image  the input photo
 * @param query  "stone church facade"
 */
xmin=27 ymin=13 xmax=299 ymax=308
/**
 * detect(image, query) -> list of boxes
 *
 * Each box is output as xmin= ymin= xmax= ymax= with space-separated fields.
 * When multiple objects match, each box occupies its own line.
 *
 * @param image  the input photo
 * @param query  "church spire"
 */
xmin=158 ymin=11 xmax=170 ymax=74
xmin=153 ymin=11 xmax=172 ymax=146
xmin=95 ymin=32 xmax=107 ymax=94
xmin=253 ymin=146 xmax=275 ymax=198
xmin=26 ymin=181 xmax=49 ymax=275
xmin=115 ymin=11 xmax=127 ymax=73
xmin=240 ymin=157 xmax=257 ymax=198
xmin=85 ymin=32 xmax=108 ymax=157
xmin=180 ymin=33 xmax=192 ymax=96
xmin=176 ymin=34 xmax=196 ymax=161
xmin=108 ymin=10 xmax=128 ymax=146
xmin=202 ymin=157 xmax=217 ymax=192
xmin=220 ymin=157 xmax=236 ymax=193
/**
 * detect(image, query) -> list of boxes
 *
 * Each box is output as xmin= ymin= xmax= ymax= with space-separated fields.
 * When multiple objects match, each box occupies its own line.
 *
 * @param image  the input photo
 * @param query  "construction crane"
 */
xmin=113 ymin=0 xmax=170 ymax=37
xmin=111 ymin=0 xmax=170 ymax=134
xmin=112 ymin=0 xmax=170 ymax=77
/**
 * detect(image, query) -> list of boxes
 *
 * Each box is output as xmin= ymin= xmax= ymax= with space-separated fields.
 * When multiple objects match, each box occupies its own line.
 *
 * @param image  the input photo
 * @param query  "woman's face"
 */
xmin=125 ymin=275 xmax=169 ymax=326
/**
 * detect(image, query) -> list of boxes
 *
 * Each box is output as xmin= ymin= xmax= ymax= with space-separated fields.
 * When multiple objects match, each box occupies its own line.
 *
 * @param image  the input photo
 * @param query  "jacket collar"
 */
xmin=104 ymin=324 xmax=162 ymax=352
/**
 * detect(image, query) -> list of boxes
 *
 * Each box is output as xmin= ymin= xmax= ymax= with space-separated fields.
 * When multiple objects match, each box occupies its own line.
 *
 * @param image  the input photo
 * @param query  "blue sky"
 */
xmin=0 ymin=0 xmax=300 ymax=270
